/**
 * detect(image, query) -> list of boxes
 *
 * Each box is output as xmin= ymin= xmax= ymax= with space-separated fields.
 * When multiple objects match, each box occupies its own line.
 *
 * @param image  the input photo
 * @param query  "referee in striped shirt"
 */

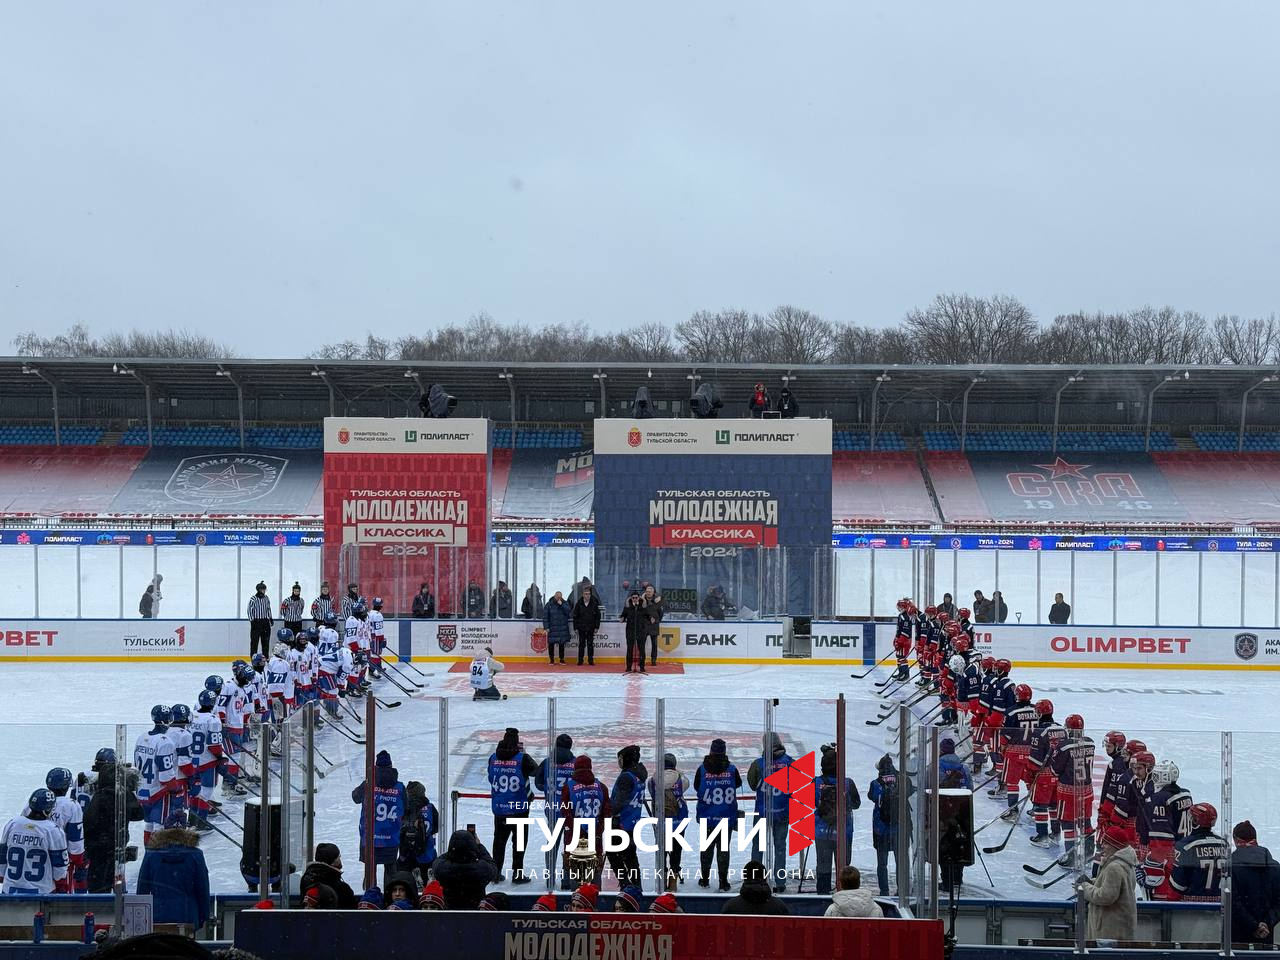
xmin=246 ymin=581 xmax=273 ymax=658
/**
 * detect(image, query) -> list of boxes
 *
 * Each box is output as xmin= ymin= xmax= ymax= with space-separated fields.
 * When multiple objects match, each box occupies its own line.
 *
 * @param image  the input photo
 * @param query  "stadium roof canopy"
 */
xmin=2 ymin=357 xmax=1279 ymax=410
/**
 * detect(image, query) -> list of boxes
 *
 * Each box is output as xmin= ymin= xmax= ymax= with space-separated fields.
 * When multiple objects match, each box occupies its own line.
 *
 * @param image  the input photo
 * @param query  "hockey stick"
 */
xmin=202 ymin=815 xmax=245 ymax=850
xmin=875 ymin=666 xmax=916 ymax=688
xmin=980 ymin=797 xmax=1030 ymax=852
xmin=383 ymin=659 xmax=425 ymax=688
xmin=211 ymin=807 xmax=245 ymax=832
xmin=326 ymin=718 xmax=366 ymax=745
xmin=338 ymin=698 xmax=364 ymax=725
xmin=386 ymin=652 xmax=432 ymax=680
xmin=375 ymin=668 xmax=415 ymax=699
xmin=851 ymin=652 xmax=896 ymax=680
xmin=1023 ymin=851 xmax=1074 ymax=876
xmin=874 ymin=687 xmax=932 ymax=719
xmin=374 ymin=695 xmax=402 ymax=710
xmin=1023 ymin=869 xmax=1074 ymax=890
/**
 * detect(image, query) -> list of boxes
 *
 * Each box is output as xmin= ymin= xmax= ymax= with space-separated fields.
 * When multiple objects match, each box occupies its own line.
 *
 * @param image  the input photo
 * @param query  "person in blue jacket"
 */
xmin=136 ymin=812 xmax=210 ymax=930
xmin=813 ymin=744 xmax=861 ymax=896
xmin=608 ymin=744 xmax=649 ymax=890
xmin=487 ymin=727 xmax=539 ymax=884
xmin=352 ymin=750 xmax=408 ymax=888
xmin=694 ymin=738 xmax=742 ymax=892
xmin=867 ymin=754 xmax=913 ymax=897
xmin=648 ymin=753 xmax=690 ymax=893
xmin=746 ymin=733 xmax=793 ymax=893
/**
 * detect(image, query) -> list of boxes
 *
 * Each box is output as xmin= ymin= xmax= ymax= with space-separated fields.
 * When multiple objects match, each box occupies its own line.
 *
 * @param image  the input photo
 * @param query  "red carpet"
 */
xmin=448 ymin=660 xmax=684 ymax=675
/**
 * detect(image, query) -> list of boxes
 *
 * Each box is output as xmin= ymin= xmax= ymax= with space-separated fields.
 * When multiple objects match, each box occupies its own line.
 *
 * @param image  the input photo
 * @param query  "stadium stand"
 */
xmin=0 ymin=425 xmax=101 ymax=445
xmin=120 ymin=424 xmax=323 ymax=447
xmin=832 ymin=429 xmax=905 ymax=451
xmin=1151 ymin=452 xmax=1280 ymax=524
xmin=1193 ymin=429 xmax=1280 ymax=451
xmin=832 ymin=452 xmax=935 ymax=524
xmin=923 ymin=427 xmax=1175 ymax=451
xmin=0 ymin=446 xmax=147 ymax=514
xmin=492 ymin=427 xmax=585 ymax=448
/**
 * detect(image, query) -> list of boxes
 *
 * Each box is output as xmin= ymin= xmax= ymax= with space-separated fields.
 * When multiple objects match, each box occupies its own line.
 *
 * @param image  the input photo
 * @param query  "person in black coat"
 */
xmin=619 ymin=592 xmax=647 ymax=673
xmin=299 ymin=843 xmax=357 ymax=909
xmin=722 ymin=859 xmax=789 ymax=915
xmin=1048 ymin=593 xmax=1071 ymax=625
xmin=84 ymin=759 xmax=144 ymax=893
xmin=1232 ymin=820 xmax=1280 ymax=945
xmin=543 ymin=591 xmax=574 ymax=664
xmin=411 ymin=584 xmax=436 ymax=619
xmin=641 ymin=585 xmax=664 ymax=666
xmin=433 ymin=829 xmax=500 ymax=910
xmin=572 ymin=586 xmax=602 ymax=666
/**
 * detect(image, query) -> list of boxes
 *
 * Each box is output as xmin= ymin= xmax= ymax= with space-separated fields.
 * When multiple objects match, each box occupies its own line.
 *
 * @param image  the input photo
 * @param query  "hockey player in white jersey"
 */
xmin=1 ymin=789 xmax=69 ymax=894
xmin=297 ymin=628 xmax=319 ymax=704
xmin=345 ymin=602 xmax=372 ymax=690
xmin=368 ymin=597 xmax=387 ymax=679
xmin=218 ymin=664 xmax=254 ymax=794
xmin=470 ymin=646 xmax=507 ymax=701
xmin=42 ymin=769 xmax=86 ymax=892
xmin=135 ymin=705 xmax=178 ymax=844
xmin=284 ymin=630 xmax=306 ymax=704
xmin=189 ymin=690 xmax=226 ymax=826
xmin=166 ymin=704 xmax=197 ymax=823
xmin=317 ymin=614 xmax=342 ymax=718
xmin=266 ymin=636 xmax=297 ymax=720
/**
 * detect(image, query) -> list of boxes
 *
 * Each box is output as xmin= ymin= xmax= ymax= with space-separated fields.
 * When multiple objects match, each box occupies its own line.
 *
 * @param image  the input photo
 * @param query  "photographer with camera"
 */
xmin=84 ymin=748 xmax=144 ymax=892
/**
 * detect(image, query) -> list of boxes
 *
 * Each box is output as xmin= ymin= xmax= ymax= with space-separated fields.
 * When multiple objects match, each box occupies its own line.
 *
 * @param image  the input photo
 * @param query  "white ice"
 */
xmin=1 ymin=660 xmax=1272 ymax=903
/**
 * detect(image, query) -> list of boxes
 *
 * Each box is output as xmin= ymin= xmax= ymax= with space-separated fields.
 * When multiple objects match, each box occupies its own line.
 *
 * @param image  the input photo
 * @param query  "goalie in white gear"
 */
xmin=470 ymin=646 xmax=506 ymax=701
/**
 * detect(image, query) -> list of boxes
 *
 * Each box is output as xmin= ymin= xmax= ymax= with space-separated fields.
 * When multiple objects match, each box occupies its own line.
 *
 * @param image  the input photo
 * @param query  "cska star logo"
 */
xmin=764 ymin=751 xmax=819 ymax=854
xmin=627 ymin=427 xmax=642 ymax=448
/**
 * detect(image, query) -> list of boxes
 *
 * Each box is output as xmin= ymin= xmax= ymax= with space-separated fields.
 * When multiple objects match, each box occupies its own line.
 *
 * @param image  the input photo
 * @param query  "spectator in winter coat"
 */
xmin=433 ymin=829 xmax=500 ymax=910
xmin=543 ymin=592 xmax=574 ymax=664
xmin=1078 ymin=823 xmax=1138 ymax=942
xmin=383 ymin=871 xmax=418 ymax=909
xmin=991 ymin=591 xmax=1009 ymax=623
xmin=299 ymin=843 xmax=357 ymax=909
xmin=701 ymin=586 xmax=728 ymax=621
xmin=1048 ymin=593 xmax=1071 ymax=625
xmin=868 ymin=754 xmax=912 ymax=897
xmin=489 ymin=581 xmax=514 ymax=619
xmin=136 ymin=816 xmax=210 ymax=929
xmin=351 ymin=751 xmax=408 ymax=888
xmin=747 ymin=382 xmax=770 ymax=418
xmin=825 ymin=866 xmax=883 ymax=918
xmin=648 ymin=753 xmax=689 ymax=892
xmin=776 ymin=387 xmax=799 ymax=418
xmin=938 ymin=739 xmax=972 ymax=789
xmin=139 ymin=584 xmax=156 ymax=619
xmin=938 ymin=593 xmax=957 ymax=618
xmin=1231 ymin=820 xmax=1280 ymax=945
xmin=972 ymin=591 xmax=993 ymax=623
xmin=722 ymin=859 xmax=789 ymax=915
xmin=619 ymin=592 xmax=648 ymax=673
xmin=411 ymin=583 xmax=435 ymax=619
xmin=84 ymin=759 xmax=144 ymax=893
xmin=572 ymin=586 xmax=602 ymax=666
xmin=465 ymin=580 xmax=485 ymax=619
xmin=521 ymin=584 xmax=544 ymax=620
xmin=641 ymin=585 xmax=664 ymax=666
xmin=813 ymin=745 xmax=861 ymax=896
xmin=398 ymin=781 xmax=440 ymax=876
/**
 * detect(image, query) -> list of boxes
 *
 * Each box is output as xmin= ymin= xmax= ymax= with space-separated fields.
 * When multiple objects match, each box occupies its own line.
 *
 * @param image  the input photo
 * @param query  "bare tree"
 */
xmin=14 ymin=323 xmax=235 ymax=358
xmin=760 ymin=306 xmax=833 ymax=363
xmin=903 ymin=294 xmax=1037 ymax=363
xmin=1210 ymin=314 xmax=1279 ymax=365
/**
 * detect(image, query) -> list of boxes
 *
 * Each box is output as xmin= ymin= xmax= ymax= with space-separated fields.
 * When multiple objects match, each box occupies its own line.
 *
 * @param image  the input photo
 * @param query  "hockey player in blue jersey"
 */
xmin=1 ymin=789 xmax=69 ymax=894
xmin=1143 ymin=760 xmax=1194 ymax=899
xmin=1169 ymin=802 xmax=1229 ymax=902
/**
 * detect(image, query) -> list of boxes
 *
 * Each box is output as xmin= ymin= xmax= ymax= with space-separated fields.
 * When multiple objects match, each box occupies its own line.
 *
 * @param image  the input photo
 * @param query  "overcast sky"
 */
xmin=1 ymin=2 xmax=1277 ymax=356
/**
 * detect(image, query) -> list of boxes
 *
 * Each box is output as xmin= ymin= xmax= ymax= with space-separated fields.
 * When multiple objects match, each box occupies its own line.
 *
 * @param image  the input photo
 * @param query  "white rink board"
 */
xmin=873 ymin=621 xmax=1280 ymax=668
xmin=0 ymin=618 xmax=864 ymax=664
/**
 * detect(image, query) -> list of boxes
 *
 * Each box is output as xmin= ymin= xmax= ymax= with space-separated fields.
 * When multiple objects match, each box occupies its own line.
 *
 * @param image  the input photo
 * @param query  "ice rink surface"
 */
xmin=2 ymin=659 xmax=1273 ymax=901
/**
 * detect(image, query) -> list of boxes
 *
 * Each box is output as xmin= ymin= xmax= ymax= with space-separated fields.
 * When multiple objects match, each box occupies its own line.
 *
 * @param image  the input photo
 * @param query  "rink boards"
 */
xmin=2 ymin=617 xmax=1280 ymax=668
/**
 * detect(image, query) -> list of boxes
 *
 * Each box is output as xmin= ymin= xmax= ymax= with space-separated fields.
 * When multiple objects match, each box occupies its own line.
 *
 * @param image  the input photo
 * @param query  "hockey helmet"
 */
xmin=1014 ymin=682 xmax=1033 ymax=702
xmin=204 ymin=675 xmax=224 ymax=693
xmin=1151 ymin=760 xmax=1180 ymax=787
xmin=372 ymin=597 xmax=384 ymax=610
xmin=1064 ymin=714 xmax=1084 ymax=734
xmin=150 ymin=704 xmax=173 ymax=726
xmin=276 ymin=627 xmax=294 ymax=644
xmin=197 ymin=689 xmax=217 ymax=709
xmin=251 ymin=653 xmax=267 ymax=670
xmin=952 ymin=636 xmax=970 ymax=653
xmin=46 ymin=767 xmax=73 ymax=792
xmin=995 ymin=658 xmax=1012 ymax=675
xmin=1034 ymin=699 xmax=1054 ymax=716
xmin=170 ymin=704 xmax=192 ymax=725
xmin=980 ymin=656 xmax=995 ymax=671
xmin=948 ymin=655 xmax=966 ymax=673
xmin=94 ymin=747 xmax=117 ymax=768
xmin=1190 ymin=802 xmax=1217 ymax=829
xmin=957 ymin=607 xmax=971 ymax=619
xmin=924 ymin=605 xmax=938 ymax=617
xmin=1123 ymin=738 xmax=1147 ymax=758
xmin=1104 ymin=730 xmax=1127 ymax=753
xmin=273 ymin=642 xmax=290 ymax=659
xmin=353 ymin=602 xmax=368 ymax=618
xmin=28 ymin=788 xmax=56 ymax=816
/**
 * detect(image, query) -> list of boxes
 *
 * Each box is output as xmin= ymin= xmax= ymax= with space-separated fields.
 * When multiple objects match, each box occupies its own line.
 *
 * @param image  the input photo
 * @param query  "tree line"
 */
xmin=13 ymin=298 xmax=1280 ymax=365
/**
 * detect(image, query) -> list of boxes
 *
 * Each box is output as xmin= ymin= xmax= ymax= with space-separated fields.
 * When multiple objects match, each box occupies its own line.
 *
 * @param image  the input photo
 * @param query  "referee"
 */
xmin=247 ymin=581 xmax=273 ymax=658
xmin=280 ymin=581 xmax=305 ymax=636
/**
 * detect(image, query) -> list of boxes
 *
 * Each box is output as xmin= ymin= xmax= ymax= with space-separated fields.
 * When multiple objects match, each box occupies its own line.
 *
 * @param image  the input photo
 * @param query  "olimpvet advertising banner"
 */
xmin=873 ymin=621 xmax=1280 ymax=667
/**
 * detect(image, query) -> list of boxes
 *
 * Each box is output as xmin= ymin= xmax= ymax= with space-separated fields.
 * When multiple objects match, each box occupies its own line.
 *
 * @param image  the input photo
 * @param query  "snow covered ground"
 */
xmin=1 ymin=659 xmax=1271 ymax=902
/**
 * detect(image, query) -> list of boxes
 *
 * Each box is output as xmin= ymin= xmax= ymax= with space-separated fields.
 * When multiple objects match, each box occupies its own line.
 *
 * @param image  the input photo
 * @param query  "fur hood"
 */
xmin=145 ymin=826 xmax=200 ymax=850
